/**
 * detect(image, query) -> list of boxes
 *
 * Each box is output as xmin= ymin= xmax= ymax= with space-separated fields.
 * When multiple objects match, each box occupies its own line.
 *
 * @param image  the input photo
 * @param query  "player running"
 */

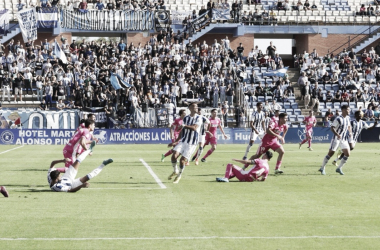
xmin=243 ymin=102 xmax=266 ymax=160
xmin=199 ymin=109 xmax=228 ymax=163
xmin=216 ymin=151 xmax=273 ymax=182
xmin=161 ymin=109 xmax=186 ymax=162
xmin=319 ymin=105 xmax=352 ymax=175
xmin=191 ymin=108 xmax=210 ymax=165
xmin=299 ymin=110 xmax=317 ymax=151
xmin=62 ymin=119 xmax=95 ymax=168
xmin=49 ymin=158 xmax=113 ymax=192
xmin=247 ymin=113 xmax=288 ymax=174
xmin=332 ymin=111 xmax=377 ymax=166
xmin=168 ymin=102 xmax=202 ymax=183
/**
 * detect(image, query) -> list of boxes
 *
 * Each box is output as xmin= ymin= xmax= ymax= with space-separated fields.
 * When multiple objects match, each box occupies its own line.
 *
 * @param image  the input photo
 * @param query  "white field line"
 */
xmin=0 ymin=145 xmax=24 ymax=155
xmin=139 ymin=159 xmax=167 ymax=189
xmin=1 ymin=236 xmax=380 ymax=241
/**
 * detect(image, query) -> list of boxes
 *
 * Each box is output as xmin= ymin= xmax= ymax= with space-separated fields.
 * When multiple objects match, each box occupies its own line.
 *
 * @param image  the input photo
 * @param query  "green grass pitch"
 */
xmin=1 ymin=143 xmax=380 ymax=250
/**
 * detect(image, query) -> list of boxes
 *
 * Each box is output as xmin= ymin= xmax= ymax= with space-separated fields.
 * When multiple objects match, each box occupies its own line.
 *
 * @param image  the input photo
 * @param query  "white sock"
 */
xmin=321 ymin=155 xmax=330 ymax=168
xmin=87 ymin=164 xmax=104 ymax=179
xmin=172 ymin=161 xmax=178 ymax=173
xmin=338 ymin=156 xmax=348 ymax=169
xmin=179 ymin=164 xmax=185 ymax=176
xmin=244 ymin=143 xmax=253 ymax=158
xmin=77 ymin=149 xmax=91 ymax=163
xmin=196 ymin=147 xmax=203 ymax=159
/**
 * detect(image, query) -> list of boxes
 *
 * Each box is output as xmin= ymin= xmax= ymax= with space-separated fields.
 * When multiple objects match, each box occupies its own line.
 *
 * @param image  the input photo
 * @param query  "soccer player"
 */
xmin=271 ymin=109 xmax=280 ymax=122
xmin=200 ymin=109 xmax=228 ymax=163
xmin=332 ymin=111 xmax=378 ymax=166
xmin=247 ymin=113 xmax=288 ymax=174
xmin=161 ymin=109 xmax=186 ymax=162
xmin=191 ymin=108 xmax=211 ymax=165
xmin=299 ymin=110 xmax=317 ymax=151
xmin=49 ymin=158 xmax=114 ymax=192
xmin=243 ymin=102 xmax=266 ymax=160
xmin=1 ymin=186 xmax=9 ymax=197
xmin=319 ymin=105 xmax=352 ymax=175
xmin=62 ymin=119 xmax=95 ymax=168
xmin=168 ymin=102 xmax=202 ymax=183
xmin=216 ymin=151 xmax=273 ymax=182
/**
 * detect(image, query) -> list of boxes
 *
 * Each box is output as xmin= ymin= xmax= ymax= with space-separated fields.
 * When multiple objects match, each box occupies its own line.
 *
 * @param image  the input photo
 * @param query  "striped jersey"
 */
xmin=51 ymin=178 xmax=72 ymax=192
xmin=251 ymin=110 xmax=265 ymax=132
xmin=331 ymin=115 xmax=351 ymax=140
xmin=181 ymin=114 xmax=203 ymax=145
xmin=200 ymin=116 xmax=211 ymax=136
xmin=264 ymin=117 xmax=271 ymax=131
xmin=349 ymin=119 xmax=369 ymax=142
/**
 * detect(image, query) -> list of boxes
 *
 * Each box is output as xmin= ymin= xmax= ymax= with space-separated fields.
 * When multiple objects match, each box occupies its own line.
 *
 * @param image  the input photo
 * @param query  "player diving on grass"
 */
xmin=161 ymin=109 xmax=186 ymax=162
xmin=167 ymin=102 xmax=202 ymax=183
xmin=319 ymin=105 xmax=352 ymax=175
xmin=49 ymin=148 xmax=113 ymax=192
xmin=299 ymin=110 xmax=317 ymax=151
xmin=245 ymin=113 xmax=288 ymax=174
xmin=197 ymin=108 xmax=227 ymax=163
xmin=190 ymin=108 xmax=210 ymax=165
xmin=243 ymin=102 xmax=266 ymax=160
xmin=216 ymin=151 xmax=273 ymax=182
xmin=332 ymin=111 xmax=378 ymax=167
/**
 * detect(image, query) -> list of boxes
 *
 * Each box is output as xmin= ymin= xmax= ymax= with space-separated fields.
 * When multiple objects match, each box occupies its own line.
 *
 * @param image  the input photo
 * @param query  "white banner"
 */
xmin=17 ymin=8 xmax=37 ymax=42
xmin=0 ymin=9 xmax=9 ymax=32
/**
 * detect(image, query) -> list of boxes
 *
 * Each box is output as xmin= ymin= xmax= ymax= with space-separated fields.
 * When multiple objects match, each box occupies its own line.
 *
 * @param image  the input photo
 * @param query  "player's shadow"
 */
xmin=1 ymin=184 xmax=45 ymax=187
xmin=92 ymin=181 xmax=159 ymax=185
xmin=190 ymin=174 xmax=221 ymax=177
xmin=10 ymin=169 xmax=46 ymax=172
xmin=15 ymin=189 xmax=51 ymax=193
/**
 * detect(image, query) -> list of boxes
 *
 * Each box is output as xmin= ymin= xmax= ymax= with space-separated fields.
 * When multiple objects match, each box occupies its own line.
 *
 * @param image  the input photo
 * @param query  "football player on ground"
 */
xmin=161 ymin=109 xmax=186 ymax=162
xmin=49 ymin=157 xmax=113 ymax=192
xmin=168 ymin=102 xmax=203 ymax=183
xmin=246 ymin=113 xmax=288 ymax=174
xmin=243 ymin=102 xmax=266 ymax=160
xmin=199 ymin=109 xmax=228 ymax=163
xmin=216 ymin=151 xmax=273 ymax=182
xmin=319 ymin=105 xmax=352 ymax=175
xmin=332 ymin=111 xmax=377 ymax=166
xmin=299 ymin=110 xmax=317 ymax=151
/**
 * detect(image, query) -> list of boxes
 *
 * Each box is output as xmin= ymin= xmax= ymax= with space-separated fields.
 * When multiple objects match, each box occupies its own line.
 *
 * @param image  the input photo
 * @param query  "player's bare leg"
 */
xmin=173 ymin=156 xmax=187 ymax=183
xmin=243 ymin=140 xmax=254 ymax=160
xmin=169 ymin=151 xmax=180 ymax=180
xmin=79 ymin=159 xmax=113 ymax=184
xmin=274 ymin=146 xmax=285 ymax=174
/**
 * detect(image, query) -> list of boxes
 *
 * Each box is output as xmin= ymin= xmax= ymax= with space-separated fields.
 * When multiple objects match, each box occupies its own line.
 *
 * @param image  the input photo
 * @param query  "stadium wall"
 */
xmin=0 ymin=127 xmax=336 ymax=145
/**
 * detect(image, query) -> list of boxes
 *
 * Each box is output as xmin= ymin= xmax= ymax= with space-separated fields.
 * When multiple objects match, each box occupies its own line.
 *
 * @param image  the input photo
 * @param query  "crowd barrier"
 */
xmin=0 ymin=127 xmax=339 ymax=145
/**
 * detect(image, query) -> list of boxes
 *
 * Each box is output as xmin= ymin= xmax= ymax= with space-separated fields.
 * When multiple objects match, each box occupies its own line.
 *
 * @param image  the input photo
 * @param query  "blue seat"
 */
xmin=294 ymin=109 xmax=302 ymax=115
xmin=297 ymin=115 xmax=305 ymax=121
xmin=283 ymin=102 xmax=291 ymax=109
xmin=286 ymin=109 xmax=294 ymax=116
xmin=291 ymin=103 xmax=298 ymax=109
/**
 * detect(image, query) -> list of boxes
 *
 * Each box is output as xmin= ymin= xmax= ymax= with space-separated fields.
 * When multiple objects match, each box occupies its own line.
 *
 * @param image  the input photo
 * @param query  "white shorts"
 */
xmin=173 ymin=142 xmax=197 ymax=160
xmin=250 ymin=130 xmax=265 ymax=141
xmin=329 ymin=138 xmax=350 ymax=151
xmin=58 ymin=95 xmax=66 ymax=100
xmin=15 ymin=87 xmax=22 ymax=95
xmin=199 ymin=134 xmax=206 ymax=144
xmin=61 ymin=165 xmax=82 ymax=190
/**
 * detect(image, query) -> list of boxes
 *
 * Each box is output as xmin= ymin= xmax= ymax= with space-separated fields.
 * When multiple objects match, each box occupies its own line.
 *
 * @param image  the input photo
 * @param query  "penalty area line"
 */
xmin=1 ymin=236 xmax=380 ymax=241
xmin=139 ymin=159 xmax=167 ymax=189
xmin=0 ymin=145 xmax=24 ymax=155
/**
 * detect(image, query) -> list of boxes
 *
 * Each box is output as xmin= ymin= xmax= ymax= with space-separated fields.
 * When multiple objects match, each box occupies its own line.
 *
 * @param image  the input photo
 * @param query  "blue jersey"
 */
xmin=331 ymin=115 xmax=351 ymax=140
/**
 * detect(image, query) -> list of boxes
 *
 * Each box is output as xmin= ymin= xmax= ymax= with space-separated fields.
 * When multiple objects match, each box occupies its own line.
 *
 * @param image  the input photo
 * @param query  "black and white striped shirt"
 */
xmin=200 ymin=116 xmax=210 ymax=136
xmin=251 ymin=111 xmax=265 ymax=132
xmin=350 ymin=119 xmax=369 ymax=142
xmin=331 ymin=115 xmax=351 ymax=140
xmin=181 ymin=114 xmax=203 ymax=145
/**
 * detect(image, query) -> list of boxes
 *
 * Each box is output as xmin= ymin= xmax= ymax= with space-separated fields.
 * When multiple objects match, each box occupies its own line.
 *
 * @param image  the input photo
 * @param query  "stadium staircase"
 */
xmin=0 ymin=24 xmax=21 ymax=44
xmin=182 ymin=23 xmax=239 ymax=44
